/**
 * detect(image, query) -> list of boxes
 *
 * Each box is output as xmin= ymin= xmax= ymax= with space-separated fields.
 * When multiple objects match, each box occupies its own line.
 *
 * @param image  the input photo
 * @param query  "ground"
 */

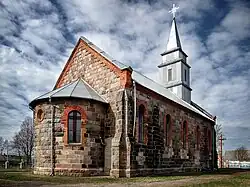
xmin=0 ymin=169 xmax=249 ymax=187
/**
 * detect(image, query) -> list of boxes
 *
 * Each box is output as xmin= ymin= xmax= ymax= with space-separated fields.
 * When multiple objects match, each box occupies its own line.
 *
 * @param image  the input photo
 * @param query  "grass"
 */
xmin=186 ymin=172 xmax=250 ymax=187
xmin=0 ymin=169 xmax=186 ymax=185
xmin=0 ymin=168 xmax=249 ymax=187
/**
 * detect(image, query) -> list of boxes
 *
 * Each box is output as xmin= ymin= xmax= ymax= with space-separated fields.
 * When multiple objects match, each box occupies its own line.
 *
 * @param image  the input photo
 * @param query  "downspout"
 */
xmin=29 ymin=106 xmax=35 ymax=167
xmin=212 ymin=116 xmax=216 ymax=170
xmin=49 ymin=97 xmax=55 ymax=176
xmin=124 ymin=88 xmax=132 ymax=177
xmin=124 ymin=90 xmax=128 ymax=138
xmin=132 ymin=80 xmax=136 ymax=137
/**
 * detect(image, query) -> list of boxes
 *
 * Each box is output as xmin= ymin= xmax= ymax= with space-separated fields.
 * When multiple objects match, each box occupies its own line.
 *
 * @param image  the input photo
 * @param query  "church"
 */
xmin=29 ymin=6 xmax=216 ymax=177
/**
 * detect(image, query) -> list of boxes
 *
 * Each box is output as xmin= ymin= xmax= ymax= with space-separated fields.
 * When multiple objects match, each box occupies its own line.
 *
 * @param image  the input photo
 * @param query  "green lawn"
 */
xmin=0 ymin=168 xmax=249 ymax=187
xmin=186 ymin=172 xmax=250 ymax=187
xmin=0 ymin=169 xmax=186 ymax=185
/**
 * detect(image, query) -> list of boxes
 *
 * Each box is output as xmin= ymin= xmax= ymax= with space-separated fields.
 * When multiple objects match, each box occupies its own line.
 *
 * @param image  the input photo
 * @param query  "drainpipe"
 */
xmin=132 ymin=80 xmax=136 ymax=137
xmin=49 ymin=97 xmax=55 ymax=176
xmin=124 ymin=90 xmax=128 ymax=138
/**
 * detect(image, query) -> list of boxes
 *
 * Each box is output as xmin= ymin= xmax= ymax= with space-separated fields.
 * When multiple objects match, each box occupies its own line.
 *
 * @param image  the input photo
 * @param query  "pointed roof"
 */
xmin=166 ymin=18 xmax=182 ymax=51
xmin=29 ymin=78 xmax=107 ymax=108
xmin=30 ymin=36 xmax=214 ymax=122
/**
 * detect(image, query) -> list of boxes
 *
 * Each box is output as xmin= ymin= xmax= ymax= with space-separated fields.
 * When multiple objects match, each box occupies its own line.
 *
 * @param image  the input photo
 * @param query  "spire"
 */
xmin=166 ymin=4 xmax=182 ymax=51
xmin=166 ymin=18 xmax=182 ymax=51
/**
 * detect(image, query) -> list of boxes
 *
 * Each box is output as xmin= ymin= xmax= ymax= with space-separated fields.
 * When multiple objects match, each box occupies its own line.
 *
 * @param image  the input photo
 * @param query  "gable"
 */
xmin=54 ymin=38 xmax=132 ymax=101
xmin=53 ymin=36 xmax=214 ymax=122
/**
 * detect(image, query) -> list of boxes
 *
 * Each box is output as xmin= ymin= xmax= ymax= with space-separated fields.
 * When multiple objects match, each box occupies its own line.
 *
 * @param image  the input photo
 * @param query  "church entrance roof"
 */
xmin=29 ymin=78 xmax=107 ymax=108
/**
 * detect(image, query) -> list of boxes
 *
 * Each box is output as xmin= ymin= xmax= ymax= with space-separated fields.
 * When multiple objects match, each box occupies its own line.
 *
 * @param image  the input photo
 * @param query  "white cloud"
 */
xmin=0 ymin=0 xmax=249 ymax=150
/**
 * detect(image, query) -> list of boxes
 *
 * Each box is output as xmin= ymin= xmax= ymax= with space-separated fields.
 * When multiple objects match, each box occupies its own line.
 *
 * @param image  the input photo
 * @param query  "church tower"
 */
xmin=158 ymin=4 xmax=192 ymax=103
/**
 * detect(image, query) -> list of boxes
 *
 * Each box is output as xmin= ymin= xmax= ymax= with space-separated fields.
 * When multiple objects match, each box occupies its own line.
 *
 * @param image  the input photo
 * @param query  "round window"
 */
xmin=37 ymin=109 xmax=44 ymax=122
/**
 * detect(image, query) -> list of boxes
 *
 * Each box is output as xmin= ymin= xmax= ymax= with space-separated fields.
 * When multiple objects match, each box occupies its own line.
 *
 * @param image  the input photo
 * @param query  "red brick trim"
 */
xmin=120 ymin=69 xmax=133 ymax=88
xmin=36 ymin=107 xmax=45 ymax=122
xmin=136 ymin=100 xmax=148 ymax=119
xmin=136 ymin=100 xmax=148 ymax=145
xmin=55 ymin=38 xmax=132 ymax=89
xmin=61 ymin=105 xmax=87 ymax=145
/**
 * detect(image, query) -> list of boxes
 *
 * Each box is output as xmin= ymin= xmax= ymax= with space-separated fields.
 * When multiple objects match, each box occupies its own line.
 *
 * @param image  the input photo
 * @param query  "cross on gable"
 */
xmin=169 ymin=4 xmax=179 ymax=18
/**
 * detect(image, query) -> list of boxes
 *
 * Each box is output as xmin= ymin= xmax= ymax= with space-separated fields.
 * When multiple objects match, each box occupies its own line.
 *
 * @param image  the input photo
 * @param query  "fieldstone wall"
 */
xmin=128 ymin=84 xmax=215 ymax=176
xmin=33 ymin=98 xmax=107 ymax=176
xmin=32 ymin=37 xmax=215 ymax=177
xmin=53 ymin=39 xmax=132 ymax=177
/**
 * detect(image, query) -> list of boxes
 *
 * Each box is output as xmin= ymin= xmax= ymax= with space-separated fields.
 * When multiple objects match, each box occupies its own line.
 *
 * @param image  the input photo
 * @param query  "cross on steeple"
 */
xmin=169 ymin=4 xmax=179 ymax=18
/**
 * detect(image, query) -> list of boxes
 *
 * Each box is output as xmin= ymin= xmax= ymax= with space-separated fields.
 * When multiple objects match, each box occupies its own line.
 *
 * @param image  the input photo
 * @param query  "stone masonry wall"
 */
xmin=53 ymin=39 xmax=132 ymax=176
xmin=33 ymin=98 xmax=107 ymax=176
xmin=128 ymin=84 xmax=215 ymax=176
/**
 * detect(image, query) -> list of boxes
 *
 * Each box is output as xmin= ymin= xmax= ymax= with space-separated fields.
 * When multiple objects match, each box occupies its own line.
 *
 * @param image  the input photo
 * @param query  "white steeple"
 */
xmin=166 ymin=18 xmax=182 ymax=51
xmin=167 ymin=4 xmax=181 ymax=51
xmin=158 ymin=4 xmax=192 ymax=103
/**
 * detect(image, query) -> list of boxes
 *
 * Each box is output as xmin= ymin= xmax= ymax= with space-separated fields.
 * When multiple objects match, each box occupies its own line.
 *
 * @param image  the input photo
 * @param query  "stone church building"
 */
xmin=29 ymin=16 xmax=216 ymax=177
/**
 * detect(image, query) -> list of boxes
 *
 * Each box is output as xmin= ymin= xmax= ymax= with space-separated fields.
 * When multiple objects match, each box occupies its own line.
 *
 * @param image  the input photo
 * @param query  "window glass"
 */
xmin=68 ymin=110 xmax=81 ymax=143
xmin=138 ymin=105 xmax=145 ymax=143
xmin=168 ymin=69 xmax=172 ymax=81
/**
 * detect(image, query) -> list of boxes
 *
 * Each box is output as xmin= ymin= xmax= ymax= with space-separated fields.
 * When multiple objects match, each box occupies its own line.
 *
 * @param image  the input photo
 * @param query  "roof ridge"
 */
xmin=51 ymin=80 xmax=76 ymax=97
xmin=133 ymin=71 xmax=214 ymax=121
xmin=69 ymin=79 xmax=80 ymax=97
xmin=80 ymin=36 xmax=129 ymax=70
xmin=79 ymin=77 xmax=108 ymax=103
xmin=80 ymin=36 xmax=214 ymax=122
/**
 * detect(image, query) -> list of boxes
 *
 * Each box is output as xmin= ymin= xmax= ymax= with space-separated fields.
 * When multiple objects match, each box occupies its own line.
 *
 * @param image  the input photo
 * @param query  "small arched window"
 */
xmin=138 ymin=104 xmax=145 ymax=143
xmin=68 ymin=110 xmax=81 ymax=143
xmin=196 ymin=126 xmax=200 ymax=150
xmin=165 ymin=114 xmax=171 ymax=146
xmin=208 ymin=129 xmax=212 ymax=153
xmin=37 ymin=109 xmax=44 ymax=122
xmin=182 ymin=121 xmax=187 ymax=149
xmin=204 ymin=127 xmax=208 ymax=150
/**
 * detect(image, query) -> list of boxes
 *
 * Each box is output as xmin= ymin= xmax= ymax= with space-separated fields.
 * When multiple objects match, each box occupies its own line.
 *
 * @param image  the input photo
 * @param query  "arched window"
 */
xmin=68 ymin=110 xmax=81 ymax=143
xmin=204 ymin=127 xmax=208 ymax=150
xmin=182 ymin=121 xmax=187 ymax=149
xmin=208 ymin=129 xmax=212 ymax=153
xmin=138 ymin=104 xmax=145 ymax=143
xmin=165 ymin=114 xmax=171 ymax=146
xmin=196 ymin=126 xmax=200 ymax=150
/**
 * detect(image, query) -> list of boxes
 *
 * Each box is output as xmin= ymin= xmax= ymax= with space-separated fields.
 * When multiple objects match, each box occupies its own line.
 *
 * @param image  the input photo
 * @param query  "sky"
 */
xmin=0 ymin=0 xmax=249 ymax=151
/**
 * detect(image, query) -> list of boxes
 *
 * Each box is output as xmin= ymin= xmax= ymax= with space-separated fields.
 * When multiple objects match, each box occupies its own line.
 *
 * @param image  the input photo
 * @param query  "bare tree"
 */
xmin=235 ymin=146 xmax=249 ymax=161
xmin=3 ymin=139 xmax=9 ymax=155
xmin=215 ymin=123 xmax=223 ymax=151
xmin=11 ymin=135 xmax=22 ymax=161
xmin=12 ymin=117 xmax=34 ymax=166
xmin=0 ymin=137 xmax=3 ymax=155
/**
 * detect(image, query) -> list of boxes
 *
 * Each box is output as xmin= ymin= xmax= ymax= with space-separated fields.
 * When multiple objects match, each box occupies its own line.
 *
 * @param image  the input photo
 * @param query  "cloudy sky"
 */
xmin=0 ymin=0 xmax=249 ymax=150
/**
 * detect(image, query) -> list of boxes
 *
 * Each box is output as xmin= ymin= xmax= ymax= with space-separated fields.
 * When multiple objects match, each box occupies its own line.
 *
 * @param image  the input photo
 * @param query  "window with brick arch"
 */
xmin=182 ymin=121 xmax=188 ymax=149
xmin=165 ymin=114 xmax=171 ymax=146
xmin=68 ymin=110 xmax=81 ymax=143
xmin=196 ymin=126 xmax=200 ymax=150
xmin=208 ymin=129 xmax=212 ymax=153
xmin=138 ymin=104 xmax=145 ymax=143
xmin=204 ymin=127 xmax=208 ymax=153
